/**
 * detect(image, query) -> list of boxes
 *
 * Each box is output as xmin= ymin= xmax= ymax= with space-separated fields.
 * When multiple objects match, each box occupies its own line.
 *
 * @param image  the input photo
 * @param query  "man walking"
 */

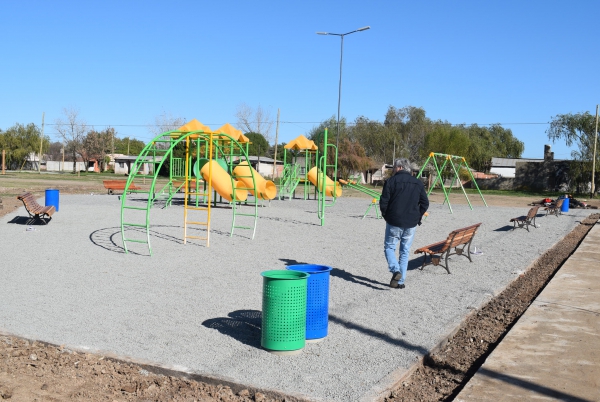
xmin=380 ymin=158 xmax=429 ymax=289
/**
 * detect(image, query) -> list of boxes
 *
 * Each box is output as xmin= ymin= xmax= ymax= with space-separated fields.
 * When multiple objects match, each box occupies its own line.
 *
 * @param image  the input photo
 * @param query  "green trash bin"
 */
xmin=261 ymin=270 xmax=309 ymax=354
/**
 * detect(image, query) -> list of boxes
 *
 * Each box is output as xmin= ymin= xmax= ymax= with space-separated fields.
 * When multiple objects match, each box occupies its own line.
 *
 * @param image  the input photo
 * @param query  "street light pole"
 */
xmin=317 ymin=26 xmax=370 ymax=157
xmin=592 ymin=104 xmax=599 ymax=198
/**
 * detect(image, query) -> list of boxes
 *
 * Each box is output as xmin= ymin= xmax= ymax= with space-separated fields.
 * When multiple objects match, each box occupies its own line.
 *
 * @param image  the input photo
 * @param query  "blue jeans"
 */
xmin=384 ymin=224 xmax=416 ymax=285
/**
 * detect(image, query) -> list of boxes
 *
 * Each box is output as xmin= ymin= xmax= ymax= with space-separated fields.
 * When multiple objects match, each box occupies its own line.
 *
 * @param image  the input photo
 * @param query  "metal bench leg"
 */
xmin=443 ymin=252 xmax=451 ymax=274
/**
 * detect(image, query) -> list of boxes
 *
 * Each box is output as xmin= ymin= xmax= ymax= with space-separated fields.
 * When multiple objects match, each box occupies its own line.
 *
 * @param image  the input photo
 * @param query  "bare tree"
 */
xmin=149 ymin=112 xmax=186 ymax=149
xmin=150 ymin=112 xmax=185 ymax=136
xmin=235 ymin=103 xmax=274 ymax=144
xmin=55 ymin=108 xmax=87 ymax=173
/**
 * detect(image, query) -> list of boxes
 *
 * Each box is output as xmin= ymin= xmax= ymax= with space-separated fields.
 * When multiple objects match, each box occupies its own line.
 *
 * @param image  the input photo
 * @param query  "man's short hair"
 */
xmin=394 ymin=158 xmax=412 ymax=173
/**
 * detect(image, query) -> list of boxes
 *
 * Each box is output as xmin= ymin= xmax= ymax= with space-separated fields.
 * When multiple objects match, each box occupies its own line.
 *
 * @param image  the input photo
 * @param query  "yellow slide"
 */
xmin=197 ymin=160 xmax=248 ymax=202
xmin=307 ymin=167 xmax=342 ymax=197
xmin=232 ymin=161 xmax=277 ymax=200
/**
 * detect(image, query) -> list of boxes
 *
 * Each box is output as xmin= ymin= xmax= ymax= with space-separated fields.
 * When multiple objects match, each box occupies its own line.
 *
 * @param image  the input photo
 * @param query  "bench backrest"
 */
xmin=17 ymin=192 xmax=40 ymax=208
xmin=443 ymin=223 xmax=482 ymax=250
xmin=17 ymin=192 xmax=49 ymax=214
xmin=103 ymin=180 xmax=128 ymax=185
xmin=527 ymin=206 xmax=539 ymax=219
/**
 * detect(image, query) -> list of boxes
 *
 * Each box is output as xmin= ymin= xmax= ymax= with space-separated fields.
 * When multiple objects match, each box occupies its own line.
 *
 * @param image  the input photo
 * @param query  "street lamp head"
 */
xmin=316 ymin=32 xmax=329 ymax=35
xmin=357 ymin=26 xmax=370 ymax=32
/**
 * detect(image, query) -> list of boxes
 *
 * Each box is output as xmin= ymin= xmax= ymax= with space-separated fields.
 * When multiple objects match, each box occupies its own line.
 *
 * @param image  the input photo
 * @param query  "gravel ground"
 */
xmin=0 ymin=194 xmax=590 ymax=401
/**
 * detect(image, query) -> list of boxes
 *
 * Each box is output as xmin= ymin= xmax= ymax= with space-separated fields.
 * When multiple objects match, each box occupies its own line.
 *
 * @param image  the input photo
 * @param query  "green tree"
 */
xmin=349 ymin=116 xmax=388 ymax=164
xmin=115 ymin=136 xmax=145 ymax=155
xmin=245 ymin=132 xmax=269 ymax=157
xmin=547 ymin=111 xmax=599 ymax=192
xmin=270 ymin=142 xmax=286 ymax=161
xmin=384 ymin=105 xmax=432 ymax=163
xmin=423 ymin=123 xmax=471 ymax=158
xmin=466 ymin=124 xmax=523 ymax=172
xmin=0 ymin=123 xmax=48 ymax=170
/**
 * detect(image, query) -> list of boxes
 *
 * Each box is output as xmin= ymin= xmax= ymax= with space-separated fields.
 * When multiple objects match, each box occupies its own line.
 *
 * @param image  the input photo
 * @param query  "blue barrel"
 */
xmin=287 ymin=264 xmax=332 ymax=341
xmin=561 ymin=197 xmax=569 ymax=213
xmin=45 ymin=189 xmax=59 ymax=212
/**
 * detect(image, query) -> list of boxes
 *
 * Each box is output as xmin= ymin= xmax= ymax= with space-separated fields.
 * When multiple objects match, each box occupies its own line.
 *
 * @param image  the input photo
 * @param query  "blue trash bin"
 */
xmin=45 ymin=189 xmax=59 ymax=212
xmin=287 ymin=264 xmax=332 ymax=341
xmin=561 ymin=196 xmax=569 ymax=213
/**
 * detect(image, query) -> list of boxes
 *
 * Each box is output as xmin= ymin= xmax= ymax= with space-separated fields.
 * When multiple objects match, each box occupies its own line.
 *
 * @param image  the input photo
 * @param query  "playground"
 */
xmin=0 ymin=183 xmax=595 ymax=400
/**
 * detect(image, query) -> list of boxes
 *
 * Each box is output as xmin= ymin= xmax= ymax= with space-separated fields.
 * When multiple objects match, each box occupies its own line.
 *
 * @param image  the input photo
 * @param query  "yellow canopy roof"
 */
xmin=214 ymin=123 xmax=250 ymax=144
xmin=284 ymin=135 xmax=318 ymax=151
xmin=177 ymin=119 xmax=213 ymax=133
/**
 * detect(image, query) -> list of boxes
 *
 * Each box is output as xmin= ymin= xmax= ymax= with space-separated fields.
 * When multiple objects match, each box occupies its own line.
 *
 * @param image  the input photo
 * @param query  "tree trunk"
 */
xmin=72 ymin=149 xmax=77 ymax=173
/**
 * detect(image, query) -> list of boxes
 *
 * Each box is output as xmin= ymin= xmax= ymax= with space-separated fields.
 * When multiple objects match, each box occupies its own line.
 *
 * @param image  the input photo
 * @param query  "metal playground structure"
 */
xmin=118 ymin=119 xmax=276 ymax=255
xmin=417 ymin=152 xmax=487 ymax=213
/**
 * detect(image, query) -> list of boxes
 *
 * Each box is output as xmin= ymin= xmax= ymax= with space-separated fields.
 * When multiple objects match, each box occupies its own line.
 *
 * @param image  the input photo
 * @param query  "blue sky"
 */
xmin=1 ymin=1 xmax=598 ymax=159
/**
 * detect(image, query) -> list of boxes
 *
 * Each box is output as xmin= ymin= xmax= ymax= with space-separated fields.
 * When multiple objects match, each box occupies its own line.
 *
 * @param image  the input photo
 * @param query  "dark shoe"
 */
xmin=390 ymin=272 xmax=402 ymax=288
xmin=397 ymin=284 xmax=405 ymax=289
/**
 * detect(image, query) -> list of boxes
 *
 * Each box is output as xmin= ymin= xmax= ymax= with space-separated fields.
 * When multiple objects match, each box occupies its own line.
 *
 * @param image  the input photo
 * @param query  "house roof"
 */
xmin=491 ymin=157 xmax=543 ymax=168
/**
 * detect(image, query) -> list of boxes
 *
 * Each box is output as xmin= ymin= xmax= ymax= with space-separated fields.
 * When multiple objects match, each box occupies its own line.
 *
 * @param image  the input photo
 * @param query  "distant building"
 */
xmin=232 ymin=156 xmax=283 ymax=179
xmin=490 ymin=145 xmax=559 ymax=178
xmin=113 ymin=155 xmax=162 ymax=175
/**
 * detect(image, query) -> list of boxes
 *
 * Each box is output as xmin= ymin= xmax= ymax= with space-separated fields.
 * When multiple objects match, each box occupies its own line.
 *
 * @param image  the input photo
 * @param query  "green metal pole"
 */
xmin=448 ymin=157 xmax=473 ymax=210
xmin=462 ymin=159 xmax=488 ymax=207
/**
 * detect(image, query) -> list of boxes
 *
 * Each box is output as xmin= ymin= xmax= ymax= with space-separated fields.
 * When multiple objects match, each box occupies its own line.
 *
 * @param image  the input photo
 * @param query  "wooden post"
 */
xmin=593 ymin=104 xmax=599 ymax=198
xmin=39 ymin=112 xmax=45 ymax=173
xmin=2 ymin=150 xmax=5 ymax=175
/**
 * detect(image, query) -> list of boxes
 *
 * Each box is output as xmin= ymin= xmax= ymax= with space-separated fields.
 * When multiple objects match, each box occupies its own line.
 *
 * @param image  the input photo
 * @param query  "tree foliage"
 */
xmin=304 ymin=105 xmax=524 ymax=175
xmin=82 ymin=127 xmax=116 ymax=168
xmin=547 ymin=111 xmax=599 ymax=192
xmin=0 ymin=123 xmax=48 ymax=170
xmin=337 ymin=138 xmax=375 ymax=179
xmin=384 ymin=106 xmax=431 ymax=162
xmin=114 ymin=136 xmax=145 ymax=155
xmin=245 ymin=132 xmax=269 ymax=157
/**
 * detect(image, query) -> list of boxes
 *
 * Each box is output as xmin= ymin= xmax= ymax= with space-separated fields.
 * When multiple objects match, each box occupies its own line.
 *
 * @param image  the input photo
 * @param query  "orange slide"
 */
xmin=232 ymin=161 xmax=277 ymax=200
xmin=196 ymin=159 xmax=248 ymax=202
xmin=307 ymin=167 xmax=342 ymax=197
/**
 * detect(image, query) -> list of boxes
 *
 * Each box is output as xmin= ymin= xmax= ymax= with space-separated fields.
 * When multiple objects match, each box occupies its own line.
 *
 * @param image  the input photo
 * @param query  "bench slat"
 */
xmin=414 ymin=222 xmax=482 ymax=274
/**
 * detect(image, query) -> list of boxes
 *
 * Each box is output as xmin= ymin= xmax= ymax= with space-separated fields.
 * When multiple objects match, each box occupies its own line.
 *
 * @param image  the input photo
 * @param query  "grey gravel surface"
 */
xmin=0 ymin=194 xmax=591 ymax=401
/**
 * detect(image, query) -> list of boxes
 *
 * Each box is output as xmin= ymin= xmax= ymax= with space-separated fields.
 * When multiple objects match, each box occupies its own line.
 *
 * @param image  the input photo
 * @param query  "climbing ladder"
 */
xmin=278 ymin=164 xmax=301 ymax=200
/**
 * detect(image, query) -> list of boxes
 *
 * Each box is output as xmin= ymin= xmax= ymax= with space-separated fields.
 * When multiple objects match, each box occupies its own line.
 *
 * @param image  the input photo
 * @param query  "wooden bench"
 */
xmin=544 ymin=198 xmax=564 ymax=217
xmin=16 ymin=192 xmax=55 ymax=224
xmin=510 ymin=206 xmax=539 ymax=231
xmin=414 ymin=223 xmax=482 ymax=274
xmin=103 ymin=180 xmax=141 ymax=195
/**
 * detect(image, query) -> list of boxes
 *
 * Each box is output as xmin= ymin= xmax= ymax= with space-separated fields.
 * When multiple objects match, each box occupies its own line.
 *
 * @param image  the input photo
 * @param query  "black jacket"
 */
xmin=379 ymin=170 xmax=429 ymax=228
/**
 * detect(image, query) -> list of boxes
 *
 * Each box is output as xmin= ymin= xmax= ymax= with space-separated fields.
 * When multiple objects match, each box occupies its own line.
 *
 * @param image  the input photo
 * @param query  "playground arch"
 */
xmin=119 ymin=120 xmax=268 ymax=255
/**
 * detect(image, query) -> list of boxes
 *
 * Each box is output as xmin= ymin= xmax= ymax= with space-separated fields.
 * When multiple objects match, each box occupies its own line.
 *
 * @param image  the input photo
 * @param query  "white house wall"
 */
xmin=46 ymin=161 xmax=86 ymax=172
xmin=490 ymin=167 xmax=515 ymax=178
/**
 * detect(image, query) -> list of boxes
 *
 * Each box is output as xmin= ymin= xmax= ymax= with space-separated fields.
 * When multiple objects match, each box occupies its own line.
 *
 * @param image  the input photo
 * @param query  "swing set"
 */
xmin=416 ymin=152 xmax=487 ymax=213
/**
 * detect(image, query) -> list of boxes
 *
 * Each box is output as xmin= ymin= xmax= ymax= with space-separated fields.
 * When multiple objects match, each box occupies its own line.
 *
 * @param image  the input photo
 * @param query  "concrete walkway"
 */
xmin=455 ymin=224 xmax=600 ymax=402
